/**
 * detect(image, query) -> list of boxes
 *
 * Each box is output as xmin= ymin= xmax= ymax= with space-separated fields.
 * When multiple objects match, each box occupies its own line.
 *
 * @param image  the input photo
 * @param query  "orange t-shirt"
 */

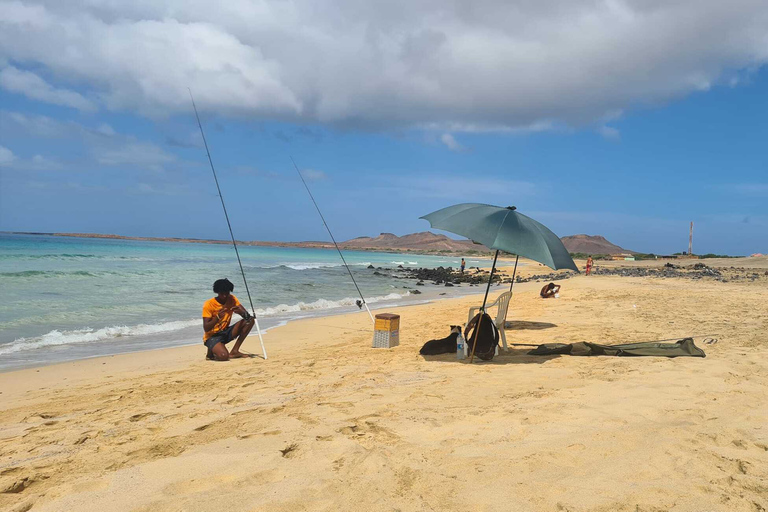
xmin=202 ymin=294 xmax=241 ymax=341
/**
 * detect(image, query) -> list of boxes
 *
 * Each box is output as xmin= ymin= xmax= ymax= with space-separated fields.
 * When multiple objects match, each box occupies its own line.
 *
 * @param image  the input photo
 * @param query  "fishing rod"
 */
xmin=290 ymin=156 xmax=375 ymax=324
xmin=189 ymin=89 xmax=267 ymax=359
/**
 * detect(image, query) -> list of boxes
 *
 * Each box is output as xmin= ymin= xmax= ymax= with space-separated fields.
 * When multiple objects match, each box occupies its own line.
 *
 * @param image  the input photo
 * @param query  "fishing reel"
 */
xmin=356 ymin=299 xmax=364 ymax=310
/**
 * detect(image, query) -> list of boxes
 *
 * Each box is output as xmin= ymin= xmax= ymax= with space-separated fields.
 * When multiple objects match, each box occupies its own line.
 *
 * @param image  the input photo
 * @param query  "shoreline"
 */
xmin=0 ymin=285 xmax=501 ymax=401
xmin=0 ymin=282 xmax=500 ymax=374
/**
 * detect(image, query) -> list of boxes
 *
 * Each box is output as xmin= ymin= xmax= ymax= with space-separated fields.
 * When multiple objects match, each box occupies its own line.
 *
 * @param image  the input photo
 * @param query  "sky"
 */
xmin=0 ymin=0 xmax=767 ymax=255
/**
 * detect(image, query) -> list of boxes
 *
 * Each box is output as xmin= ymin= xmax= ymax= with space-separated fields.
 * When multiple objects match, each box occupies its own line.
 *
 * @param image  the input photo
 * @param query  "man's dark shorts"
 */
xmin=204 ymin=324 xmax=236 ymax=356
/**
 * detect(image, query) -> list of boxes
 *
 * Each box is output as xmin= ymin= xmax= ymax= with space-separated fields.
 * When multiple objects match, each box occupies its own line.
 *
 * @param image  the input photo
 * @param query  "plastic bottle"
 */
xmin=457 ymin=331 xmax=466 ymax=359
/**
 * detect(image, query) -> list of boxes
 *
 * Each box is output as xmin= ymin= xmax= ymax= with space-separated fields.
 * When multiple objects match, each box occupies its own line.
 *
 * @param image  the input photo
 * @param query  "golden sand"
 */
xmin=1 ymin=262 xmax=767 ymax=511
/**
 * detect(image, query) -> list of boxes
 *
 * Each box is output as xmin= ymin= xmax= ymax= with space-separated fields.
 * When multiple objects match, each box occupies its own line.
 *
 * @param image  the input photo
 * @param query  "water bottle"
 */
xmin=457 ymin=331 xmax=466 ymax=359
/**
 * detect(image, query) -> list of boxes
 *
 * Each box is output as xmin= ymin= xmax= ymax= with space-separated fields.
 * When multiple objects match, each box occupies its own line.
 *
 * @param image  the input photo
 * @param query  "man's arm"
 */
xmin=203 ymin=316 xmax=218 ymax=332
xmin=233 ymin=304 xmax=252 ymax=319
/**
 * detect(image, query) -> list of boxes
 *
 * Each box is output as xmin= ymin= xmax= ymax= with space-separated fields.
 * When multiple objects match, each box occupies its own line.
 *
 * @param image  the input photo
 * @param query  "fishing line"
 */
xmin=290 ymin=156 xmax=374 ymax=324
xmin=189 ymin=89 xmax=268 ymax=359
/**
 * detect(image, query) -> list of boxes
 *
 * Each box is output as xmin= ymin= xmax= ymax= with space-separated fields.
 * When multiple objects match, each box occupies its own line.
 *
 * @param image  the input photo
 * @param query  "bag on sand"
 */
xmin=465 ymin=312 xmax=499 ymax=361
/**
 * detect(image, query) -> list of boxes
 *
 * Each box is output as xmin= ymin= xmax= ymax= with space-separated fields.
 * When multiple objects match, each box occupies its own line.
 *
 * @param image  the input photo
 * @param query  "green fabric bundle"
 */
xmin=528 ymin=337 xmax=706 ymax=357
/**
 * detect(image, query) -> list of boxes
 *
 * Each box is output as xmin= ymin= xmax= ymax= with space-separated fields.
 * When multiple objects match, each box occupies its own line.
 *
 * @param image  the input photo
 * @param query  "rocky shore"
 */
xmin=591 ymin=262 xmax=767 ymax=283
xmin=365 ymin=261 xmax=767 ymax=292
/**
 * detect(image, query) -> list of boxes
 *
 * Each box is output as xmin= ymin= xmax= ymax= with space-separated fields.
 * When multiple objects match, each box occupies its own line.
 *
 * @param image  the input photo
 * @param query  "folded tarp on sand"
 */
xmin=527 ymin=337 xmax=706 ymax=357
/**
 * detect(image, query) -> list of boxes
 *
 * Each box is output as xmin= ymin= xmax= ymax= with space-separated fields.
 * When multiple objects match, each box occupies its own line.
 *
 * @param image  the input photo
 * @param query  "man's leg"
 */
xmin=210 ymin=341 xmax=229 ymax=361
xmin=229 ymin=318 xmax=255 ymax=358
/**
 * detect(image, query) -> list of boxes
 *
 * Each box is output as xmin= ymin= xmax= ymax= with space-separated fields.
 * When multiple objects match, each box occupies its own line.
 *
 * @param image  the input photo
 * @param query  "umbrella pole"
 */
xmin=501 ymin=254 xmax=520 ymax=329
xmin=508 ymin=255 xmax=519 ymax=293
xmin=469 ymin=249 xmax=499 ymax=363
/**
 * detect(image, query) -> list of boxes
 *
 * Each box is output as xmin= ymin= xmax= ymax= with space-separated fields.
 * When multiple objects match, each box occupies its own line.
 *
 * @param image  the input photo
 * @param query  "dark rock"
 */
xmin=445 ymin=282 xmax=454 ymax=287
xmin=416 ymin=281 xmax=424 ymax=286
xmin=411 ymin=289 xmax=422 ymax=294
xmin=367 ymin=264 xmax=375 ymax=269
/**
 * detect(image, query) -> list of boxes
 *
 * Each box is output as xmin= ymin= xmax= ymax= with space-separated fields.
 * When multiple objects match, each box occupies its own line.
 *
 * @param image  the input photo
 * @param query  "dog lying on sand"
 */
xmin=419 ymin=325 xmax=462 ymax=355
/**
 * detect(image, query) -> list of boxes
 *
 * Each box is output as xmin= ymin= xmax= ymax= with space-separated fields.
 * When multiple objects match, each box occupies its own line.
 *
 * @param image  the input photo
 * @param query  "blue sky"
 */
xmin=1 ymin=1 xmax=767 ymax=255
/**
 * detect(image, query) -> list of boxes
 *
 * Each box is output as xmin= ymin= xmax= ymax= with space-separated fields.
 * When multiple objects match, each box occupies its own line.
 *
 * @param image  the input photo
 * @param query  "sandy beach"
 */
xmin=1 ymin=260 xmax=767 ymax=512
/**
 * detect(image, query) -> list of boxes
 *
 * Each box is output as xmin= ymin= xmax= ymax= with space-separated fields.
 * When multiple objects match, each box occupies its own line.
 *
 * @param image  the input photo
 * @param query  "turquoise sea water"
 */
xmin=0 ymin=233 xmax=494 ymax=371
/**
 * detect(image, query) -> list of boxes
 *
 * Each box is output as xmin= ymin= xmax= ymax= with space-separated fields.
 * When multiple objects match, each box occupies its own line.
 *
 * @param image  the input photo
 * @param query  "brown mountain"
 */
xmin=339 ymin=232 xmax=486 ymax=253
xmin=26 ymin=231 xmax=636 ymax=256
xmin=561 ymin=234 xmax=633 ymax=255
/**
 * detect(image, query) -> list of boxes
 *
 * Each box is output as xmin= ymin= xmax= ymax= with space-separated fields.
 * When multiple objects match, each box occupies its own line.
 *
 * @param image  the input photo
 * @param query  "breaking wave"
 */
xmin=0 ymin=291 xmax=411 ymax=356
xmin=244 ymin=262 xmax=373 ymax=271
xmin=0 ymin=319 xmax=200 ymax=356
xmin=252 ymin=292 xmax=409 ymax=316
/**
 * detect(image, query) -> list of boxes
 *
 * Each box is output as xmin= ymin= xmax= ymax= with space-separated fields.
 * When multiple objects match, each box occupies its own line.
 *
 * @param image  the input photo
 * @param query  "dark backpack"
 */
xmin=465 ymin=312 xmax=499 ymax=361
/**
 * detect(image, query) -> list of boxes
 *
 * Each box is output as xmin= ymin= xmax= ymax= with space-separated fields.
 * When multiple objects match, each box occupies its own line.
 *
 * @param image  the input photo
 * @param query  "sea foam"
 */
xmin=1 ymin=291 xmax=411 ymax=355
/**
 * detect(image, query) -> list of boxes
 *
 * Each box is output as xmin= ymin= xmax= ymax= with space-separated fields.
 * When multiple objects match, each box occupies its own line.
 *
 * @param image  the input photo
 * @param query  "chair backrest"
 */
xmin=494 ymin=291 xmax=512 ymax=324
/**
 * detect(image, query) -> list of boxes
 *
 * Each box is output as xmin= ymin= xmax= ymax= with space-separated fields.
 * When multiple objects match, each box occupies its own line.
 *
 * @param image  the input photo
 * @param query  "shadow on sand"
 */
xmin=421 ymin=347 xmax=558 ymax=365
xmin=504 ymin=320 xmax=557 ymax=331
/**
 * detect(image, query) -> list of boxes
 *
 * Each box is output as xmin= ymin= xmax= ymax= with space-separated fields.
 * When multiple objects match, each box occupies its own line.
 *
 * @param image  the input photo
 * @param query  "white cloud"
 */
xmin=598 ymin=125 xmax=621 ymax=140
xmin=0 ymin=145 xmax=16 ymax=166
xmin=727 ymin=183 xmax=768 ymax=196
xmin=132 ymin=182 xmax=190 ymax=195
xmin=0 ymin=146 xmax=63 ymax=170
xmin=440 ymin=133 xmax=468 ymax=152
xmin=0 ymin=66 xmax=95 ymax=111
xmin=93 ymin=140 xmax=176 ymax=170
xmin=1 ymin=111 xmax=177 ymax=171
xmin=387 ymin=175 xmax=536 ymax=200
xmin=0 ymin=1 xmax=766 ymax=129
xmin=300 ymin=168 xmax=327 ymax=181
xmin=27 ymin=154 xmax=64 ymax=170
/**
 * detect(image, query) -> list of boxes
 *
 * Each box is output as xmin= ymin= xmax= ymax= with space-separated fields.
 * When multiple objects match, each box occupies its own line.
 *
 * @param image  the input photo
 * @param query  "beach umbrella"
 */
xmin=420 ymin=203 xmax=578 ymax=361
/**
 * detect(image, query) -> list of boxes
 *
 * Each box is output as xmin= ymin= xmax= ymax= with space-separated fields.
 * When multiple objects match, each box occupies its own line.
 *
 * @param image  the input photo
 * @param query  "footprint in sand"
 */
xmin=128 ymin=412 xmax=156 ymax=422
xmin=279 ymin=443 xmax=298 ymax=458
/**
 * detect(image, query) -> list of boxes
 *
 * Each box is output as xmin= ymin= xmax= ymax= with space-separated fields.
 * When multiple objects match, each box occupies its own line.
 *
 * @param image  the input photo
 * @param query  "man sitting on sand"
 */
xmin=202 ymin=278 xmax=255 ymax=360
xmin=540 ymin=282 xmax=561 ymax=299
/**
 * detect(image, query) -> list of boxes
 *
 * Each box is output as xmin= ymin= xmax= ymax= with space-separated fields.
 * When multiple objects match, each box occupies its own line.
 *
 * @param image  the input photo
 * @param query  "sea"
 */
xmin=0 ymin=233 xmax=497 ymax=371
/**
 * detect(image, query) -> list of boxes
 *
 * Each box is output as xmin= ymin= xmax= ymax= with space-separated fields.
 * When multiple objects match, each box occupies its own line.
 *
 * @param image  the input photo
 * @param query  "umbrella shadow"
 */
xmin=504 ymin=320 xmax=557 ymax=330
xmin=420 ymin=348 xmax=557 ymax=365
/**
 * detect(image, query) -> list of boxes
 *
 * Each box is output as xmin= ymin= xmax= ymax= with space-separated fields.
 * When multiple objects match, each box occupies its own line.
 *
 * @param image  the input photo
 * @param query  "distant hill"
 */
xmin=25 ymin=231 xmax=488 ymax=254
xmin=15 ymin=230 xmax=634 ymax=256
xmin=561 ymin=234 xmax=633 ymax=255
xmin=340 ymin=232 xmax=486 ymax=253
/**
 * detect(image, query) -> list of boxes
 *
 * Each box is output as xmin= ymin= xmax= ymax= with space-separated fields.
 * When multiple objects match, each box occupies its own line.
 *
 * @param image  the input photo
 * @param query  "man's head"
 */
xmin=213 ymin=278 xmax=235 ymax=295
xmin=547 ymin=283 xmax=555 ymax=290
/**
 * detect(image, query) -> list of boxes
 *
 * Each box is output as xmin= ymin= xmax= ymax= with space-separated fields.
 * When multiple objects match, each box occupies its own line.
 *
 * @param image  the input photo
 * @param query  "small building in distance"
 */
xmin=610 ymin=253 xmax=636 ymax=261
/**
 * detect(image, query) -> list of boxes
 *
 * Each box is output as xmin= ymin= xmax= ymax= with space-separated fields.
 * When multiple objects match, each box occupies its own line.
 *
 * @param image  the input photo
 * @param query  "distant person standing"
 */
xmin=586 ymin=256 xmax=593 ymax=276
xmin=460 ymin=258 xmax=466 ymax=274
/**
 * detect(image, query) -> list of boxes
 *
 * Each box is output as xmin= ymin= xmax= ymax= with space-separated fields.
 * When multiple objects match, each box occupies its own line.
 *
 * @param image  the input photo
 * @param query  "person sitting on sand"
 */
xmin=202 ymin=278 xmax=255 ymax=360
xmin=540 ymin=282 xmax=561 ymax=299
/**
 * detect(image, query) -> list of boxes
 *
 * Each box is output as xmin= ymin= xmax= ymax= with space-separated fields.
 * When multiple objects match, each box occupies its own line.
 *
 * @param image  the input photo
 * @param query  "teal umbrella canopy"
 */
xmin=420 ymin=203 xmax=578 ymax=272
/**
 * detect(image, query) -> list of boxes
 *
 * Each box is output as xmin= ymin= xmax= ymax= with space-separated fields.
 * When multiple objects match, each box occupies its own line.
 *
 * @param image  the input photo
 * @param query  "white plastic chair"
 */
xmin=467 ymin=291 xmax=512 ymax=351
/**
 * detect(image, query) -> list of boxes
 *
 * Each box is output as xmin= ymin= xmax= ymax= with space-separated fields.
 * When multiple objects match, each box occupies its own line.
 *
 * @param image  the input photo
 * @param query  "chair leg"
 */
xmin=499 ymin=325 xmax=508 ymax=351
